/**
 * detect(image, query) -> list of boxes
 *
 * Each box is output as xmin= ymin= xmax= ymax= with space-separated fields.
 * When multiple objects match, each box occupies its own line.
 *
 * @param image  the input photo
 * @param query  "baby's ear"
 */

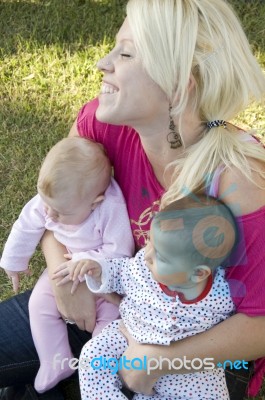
xmin=190 ymin=265 xmax=211 ymax=283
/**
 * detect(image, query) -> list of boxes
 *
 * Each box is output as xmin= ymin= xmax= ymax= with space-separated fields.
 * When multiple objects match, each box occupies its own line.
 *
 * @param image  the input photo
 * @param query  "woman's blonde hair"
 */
xmin=126 ymin=0 xmax=265 ymax=204
xmin=38 ymin=137 xmax=111 ymax=200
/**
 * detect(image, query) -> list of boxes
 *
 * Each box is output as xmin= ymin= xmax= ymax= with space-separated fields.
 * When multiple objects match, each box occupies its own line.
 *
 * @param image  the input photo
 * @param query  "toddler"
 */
xmin=55 ymin=194 xmax=239 ymax=399
xmin=0 ymin=137 xmax=134 ymax=393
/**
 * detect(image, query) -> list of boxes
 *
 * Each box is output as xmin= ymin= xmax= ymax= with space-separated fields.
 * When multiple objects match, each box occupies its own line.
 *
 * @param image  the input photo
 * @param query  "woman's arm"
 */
xmin=41 ymin=230 xmax=96 ymax=332
xmin=69 ymin=119 xmax=79 ymax=137
xmin=119 ymin=313 xmax=265 ymax=394
xmin=219 ymin=158 xmax=265 ymax=216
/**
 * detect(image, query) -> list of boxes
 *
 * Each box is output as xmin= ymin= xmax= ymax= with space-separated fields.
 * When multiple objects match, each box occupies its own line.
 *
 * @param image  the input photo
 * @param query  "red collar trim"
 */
xmin=158 ymin=274 xmax=213 ymax=304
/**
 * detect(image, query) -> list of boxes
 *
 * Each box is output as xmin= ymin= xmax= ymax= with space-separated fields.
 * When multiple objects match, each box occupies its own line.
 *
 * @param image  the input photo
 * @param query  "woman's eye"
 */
xmin=120 ymin=53 xmax=132 ymax=59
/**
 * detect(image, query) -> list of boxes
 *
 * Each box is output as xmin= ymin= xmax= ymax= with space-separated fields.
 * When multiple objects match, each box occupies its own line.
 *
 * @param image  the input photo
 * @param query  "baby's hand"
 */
xmin=71 ymin=259 xmax=102 ymax=294
xmin=4 ymin=269 xmax=31 ymax=293
xmin=52 ymin=259 xmax=78 ymax=287
xmin=53 ymin=259 xmax=102 ymax=294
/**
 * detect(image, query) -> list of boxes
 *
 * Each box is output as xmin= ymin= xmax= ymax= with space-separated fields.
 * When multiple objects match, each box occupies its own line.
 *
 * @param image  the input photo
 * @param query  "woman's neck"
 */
xmin=141 ymin=138 xmax=184 ymax=189
xmin=136 ymin=112 xmax=203 ymax=189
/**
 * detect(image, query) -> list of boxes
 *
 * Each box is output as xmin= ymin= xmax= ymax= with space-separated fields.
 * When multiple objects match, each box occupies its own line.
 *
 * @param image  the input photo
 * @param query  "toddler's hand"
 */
xmin=70 ymin=259 xmax=102 ymax=294
xmin=72 ymin=259 xmax=102 ymax=281
xmin=5 ymin=269 xmax=31 ymax=293
xmin=52 ymin=259 xmax=102 ymax=294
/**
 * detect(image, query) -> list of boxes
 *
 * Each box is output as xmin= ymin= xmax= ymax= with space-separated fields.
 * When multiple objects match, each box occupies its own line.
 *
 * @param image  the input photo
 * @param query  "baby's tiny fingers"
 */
xmin=52 ymin=272 xmax=64 ymax=280
xmin=52 ymin=268 xmax=70 ymax=279
xmin=55 ymin=275 xmax=72 ymax=286
xmin=70 ymin=279 xmax=80 ymax=295
xmin=11 ymin=275 xmax=19 ymax=293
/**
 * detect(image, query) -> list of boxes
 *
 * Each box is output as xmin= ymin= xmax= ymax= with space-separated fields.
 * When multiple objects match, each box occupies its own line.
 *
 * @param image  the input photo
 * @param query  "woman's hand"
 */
xmin=41 ymin=230 xmax=96 ymax=331
xmin=53 ymin=280 xmax=96 ymax=332
xmin=118 ymin=322 xmax=160 ymax=395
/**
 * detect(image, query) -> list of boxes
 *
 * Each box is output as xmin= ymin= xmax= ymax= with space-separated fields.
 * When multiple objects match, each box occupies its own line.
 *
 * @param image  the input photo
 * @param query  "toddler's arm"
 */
xmin=53 ymin=254 xmax=131 ymax=296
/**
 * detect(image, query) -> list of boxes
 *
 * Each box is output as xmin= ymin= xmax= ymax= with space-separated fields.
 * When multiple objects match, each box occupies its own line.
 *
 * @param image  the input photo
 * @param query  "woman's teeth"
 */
xmin=101 ymin=84 xmax=118 ymax=94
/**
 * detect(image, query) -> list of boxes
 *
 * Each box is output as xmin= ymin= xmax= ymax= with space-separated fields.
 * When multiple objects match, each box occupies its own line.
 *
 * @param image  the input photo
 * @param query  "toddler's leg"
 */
xmin=28 ymin=269 xmax=74 ymax=393
xmin=132 ymin=378 xmax=173 ymax=400
xmin=133 ymin=394 xmax=166 ymax=400
xmin=133 ymin=370 xmax=230 ymax=400
xmin=92 ymin=298 xmax=120 ymax=337
xmin=79 ymin=320 xmax=128 ymax=399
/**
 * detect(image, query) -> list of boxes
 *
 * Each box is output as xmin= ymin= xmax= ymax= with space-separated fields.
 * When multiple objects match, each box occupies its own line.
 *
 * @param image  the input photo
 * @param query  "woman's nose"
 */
xmin=97 ymin=56 xmax=113 ymax=72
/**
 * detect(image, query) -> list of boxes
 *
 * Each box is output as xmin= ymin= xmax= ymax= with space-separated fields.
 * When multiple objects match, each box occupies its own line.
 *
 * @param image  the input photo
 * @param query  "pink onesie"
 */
xmin=77 ymin=98 xmax=265 ymax=396
xmin=0 ymin=177 xmax=134 ymax=393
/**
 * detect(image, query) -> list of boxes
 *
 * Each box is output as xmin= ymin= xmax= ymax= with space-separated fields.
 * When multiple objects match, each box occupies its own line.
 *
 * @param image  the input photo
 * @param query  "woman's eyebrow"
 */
xmin=115 ymin=35 xmax=134 ymax=44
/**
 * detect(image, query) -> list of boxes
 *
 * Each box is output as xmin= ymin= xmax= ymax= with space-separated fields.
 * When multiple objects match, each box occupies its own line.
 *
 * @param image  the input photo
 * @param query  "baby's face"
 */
xmin=39 ymin=191 xmax=100 ymax=225
xmin=144 ymin=223 xmax=193 ymax=287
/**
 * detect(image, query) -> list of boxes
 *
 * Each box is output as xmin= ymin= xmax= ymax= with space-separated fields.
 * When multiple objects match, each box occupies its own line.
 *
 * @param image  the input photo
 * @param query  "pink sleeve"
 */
xmin=77 ymin=98 xmax=102 ymax=141
xmin=0 ymin=195 xmax=46 ymax=271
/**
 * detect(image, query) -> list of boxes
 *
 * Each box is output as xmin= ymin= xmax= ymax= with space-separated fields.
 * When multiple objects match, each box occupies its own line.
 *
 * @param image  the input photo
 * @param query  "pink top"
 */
xmin=78 ymin=98 xmax=265 ymax=396
xmin=0 ymin=178 xmax=134 ymax=272
xmin=78 ymin=99 xmax=164 ymax=249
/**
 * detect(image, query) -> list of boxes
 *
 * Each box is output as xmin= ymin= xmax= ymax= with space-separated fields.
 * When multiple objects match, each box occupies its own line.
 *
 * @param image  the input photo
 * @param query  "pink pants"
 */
xmin=28 ymin=269 xmax=120 ymax=393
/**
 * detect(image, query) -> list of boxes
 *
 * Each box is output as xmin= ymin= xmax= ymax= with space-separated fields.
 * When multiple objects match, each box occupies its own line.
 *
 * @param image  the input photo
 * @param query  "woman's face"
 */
xmin=96 ymin=18 xmax=168 ymax=129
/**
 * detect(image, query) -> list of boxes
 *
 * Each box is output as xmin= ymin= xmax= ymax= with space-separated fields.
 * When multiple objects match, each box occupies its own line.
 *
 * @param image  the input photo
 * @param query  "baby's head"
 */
xmin=145 ymin=194 xmax=238 ymax=288
xmin=37 ymin=137 xmax=111 ymax=225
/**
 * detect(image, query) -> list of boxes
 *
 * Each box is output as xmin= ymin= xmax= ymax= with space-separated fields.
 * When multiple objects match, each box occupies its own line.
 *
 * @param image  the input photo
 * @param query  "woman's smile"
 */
xmin=100 ymin=82 xmax=118 ymax=95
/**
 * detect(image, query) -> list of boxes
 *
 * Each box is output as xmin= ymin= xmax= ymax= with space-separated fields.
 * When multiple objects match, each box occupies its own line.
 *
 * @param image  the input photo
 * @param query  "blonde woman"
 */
xmin=0 ymin=0 xmax=264 ymax=399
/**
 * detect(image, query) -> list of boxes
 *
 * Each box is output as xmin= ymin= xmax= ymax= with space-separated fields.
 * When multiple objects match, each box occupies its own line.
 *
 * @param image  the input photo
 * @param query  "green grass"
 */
xmin=0 ymin=0 xmax=127 ymax=300
xmin=0 ymin=1 xmax=265 ymax=399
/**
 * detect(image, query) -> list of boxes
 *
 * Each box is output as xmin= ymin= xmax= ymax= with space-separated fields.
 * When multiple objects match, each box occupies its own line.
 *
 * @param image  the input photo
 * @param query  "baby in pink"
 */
xmin=0 ymin=137 xmax=134 ymax=393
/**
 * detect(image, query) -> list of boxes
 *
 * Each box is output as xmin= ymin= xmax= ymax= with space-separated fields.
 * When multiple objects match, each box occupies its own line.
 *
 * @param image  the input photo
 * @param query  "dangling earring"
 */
xmin=167 ymin=106 xmax=182 ymax=149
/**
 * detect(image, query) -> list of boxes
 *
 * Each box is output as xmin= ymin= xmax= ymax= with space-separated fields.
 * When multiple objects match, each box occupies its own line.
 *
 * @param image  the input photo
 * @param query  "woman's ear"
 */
xmin=91 ymin=195 xmax=105 ymax=210
xmin=190 ymin=265 xmax=211 ymax=283
xmin=188 ymin=74 xmax=196 ymax=92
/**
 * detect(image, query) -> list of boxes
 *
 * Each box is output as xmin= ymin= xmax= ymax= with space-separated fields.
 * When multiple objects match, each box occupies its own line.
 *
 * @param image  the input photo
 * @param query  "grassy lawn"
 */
xmin=0 ymin=0 xmax=265 ymax=399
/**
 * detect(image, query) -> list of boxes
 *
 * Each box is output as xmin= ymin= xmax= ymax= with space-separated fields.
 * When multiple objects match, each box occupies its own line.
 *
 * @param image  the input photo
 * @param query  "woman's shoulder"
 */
xmin=219 ymin=158 xmax=265 ymax=216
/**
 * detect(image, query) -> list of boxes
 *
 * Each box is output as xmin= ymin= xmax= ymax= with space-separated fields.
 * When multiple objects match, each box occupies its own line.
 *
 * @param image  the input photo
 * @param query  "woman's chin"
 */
xmin=95 ymin=107 xmax=110 ymax=123
xmin=96 ymin=107 xmax=122 ymax=126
